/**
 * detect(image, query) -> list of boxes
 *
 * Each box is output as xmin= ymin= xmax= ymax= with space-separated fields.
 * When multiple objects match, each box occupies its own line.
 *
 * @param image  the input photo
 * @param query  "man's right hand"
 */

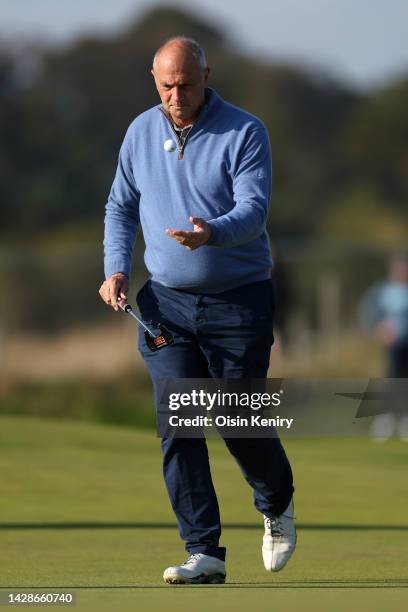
xmin=99 ymin=272 xmax=129 ymax=311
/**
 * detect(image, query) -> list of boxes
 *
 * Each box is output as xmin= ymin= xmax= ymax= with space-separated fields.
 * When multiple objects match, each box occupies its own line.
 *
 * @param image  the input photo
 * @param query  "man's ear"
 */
xmin=203 ymin=67 xmax=210 ymax=84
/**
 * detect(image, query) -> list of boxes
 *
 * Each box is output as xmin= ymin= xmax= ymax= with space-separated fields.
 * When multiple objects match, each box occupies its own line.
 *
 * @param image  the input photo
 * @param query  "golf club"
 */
xmin=117 ymin=297 xmax=174 ymax=351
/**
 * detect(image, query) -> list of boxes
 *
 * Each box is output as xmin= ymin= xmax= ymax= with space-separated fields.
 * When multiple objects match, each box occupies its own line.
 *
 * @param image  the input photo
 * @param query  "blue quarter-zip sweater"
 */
xmin=104 ymin=88 xmax=273 ymax=293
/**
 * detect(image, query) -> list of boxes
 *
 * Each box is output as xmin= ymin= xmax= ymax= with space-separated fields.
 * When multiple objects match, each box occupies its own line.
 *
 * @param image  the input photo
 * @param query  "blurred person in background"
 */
xmin=99 ymin=37 xmax=296 ymax=584
xmin=360 ymin=253 xmax=408 ymax=440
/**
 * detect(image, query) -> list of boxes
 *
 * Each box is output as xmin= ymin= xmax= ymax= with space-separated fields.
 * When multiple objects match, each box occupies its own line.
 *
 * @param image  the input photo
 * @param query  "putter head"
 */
xmin=145 ymin=324 xmax=174 ymax=352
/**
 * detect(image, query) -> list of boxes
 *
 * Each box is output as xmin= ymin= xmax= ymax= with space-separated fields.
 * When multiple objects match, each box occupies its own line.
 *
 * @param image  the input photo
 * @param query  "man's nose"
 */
xmin=172 ymin=87 xmax=184 ymax=103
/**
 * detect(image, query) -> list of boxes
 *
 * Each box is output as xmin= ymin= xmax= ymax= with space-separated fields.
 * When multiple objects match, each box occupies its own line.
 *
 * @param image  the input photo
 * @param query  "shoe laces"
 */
xmin=265 ymin=511 xmax=294 ymax=537
xmin=182 ymin=553 xmax=201 ymax=566
xmin=265 ymin=516 xmax=283 ymax=536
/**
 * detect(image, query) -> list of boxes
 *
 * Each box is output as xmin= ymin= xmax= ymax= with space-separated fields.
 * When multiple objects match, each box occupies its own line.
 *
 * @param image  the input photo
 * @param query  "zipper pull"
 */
xmin=178 ymin=148 xmax=184 ymax=160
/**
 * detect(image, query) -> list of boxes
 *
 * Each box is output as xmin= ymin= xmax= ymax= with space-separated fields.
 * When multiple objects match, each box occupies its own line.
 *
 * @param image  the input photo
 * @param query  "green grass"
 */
xmin=0 ymin=415 xmax=407 ymax=611
xmin=0 ymin=378 xmax=155 ymax=429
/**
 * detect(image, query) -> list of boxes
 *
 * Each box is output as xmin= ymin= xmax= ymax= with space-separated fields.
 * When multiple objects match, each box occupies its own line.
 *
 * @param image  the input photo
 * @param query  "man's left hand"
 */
xmin=166 ymin=216 xmax=212 ymax=250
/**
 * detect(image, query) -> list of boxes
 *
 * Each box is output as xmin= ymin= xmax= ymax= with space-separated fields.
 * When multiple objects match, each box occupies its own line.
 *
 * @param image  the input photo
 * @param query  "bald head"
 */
xmin=151 ymin=37 xmax=210 ymax=128
xmin=153 ymin=37 xmax=207 ymax=74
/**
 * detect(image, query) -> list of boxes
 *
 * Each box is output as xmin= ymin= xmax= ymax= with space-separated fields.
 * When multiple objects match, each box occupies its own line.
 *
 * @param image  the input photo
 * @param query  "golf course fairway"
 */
xmin=0 ymin=415 xmax=407 ymax=611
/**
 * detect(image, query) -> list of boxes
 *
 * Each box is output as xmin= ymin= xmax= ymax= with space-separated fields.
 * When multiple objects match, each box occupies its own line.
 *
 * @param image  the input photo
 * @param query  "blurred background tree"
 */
xmin=1 ymin=6 xmax=406 ymax=245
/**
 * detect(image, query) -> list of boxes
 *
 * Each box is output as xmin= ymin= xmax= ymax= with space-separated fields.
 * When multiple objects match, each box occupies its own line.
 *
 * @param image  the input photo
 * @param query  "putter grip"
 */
xmin=117 ymin=299 xmax=132 ymax=313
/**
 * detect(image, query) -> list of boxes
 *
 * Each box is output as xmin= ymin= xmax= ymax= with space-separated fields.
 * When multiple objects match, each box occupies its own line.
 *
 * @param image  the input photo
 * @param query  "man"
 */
xmin=360 ymin=253 xmax=408 ymax=440
xmin=360 ymin=254 xmax=408 ymax=379
xmin=99 ymin=37 xmax=296 ymax=584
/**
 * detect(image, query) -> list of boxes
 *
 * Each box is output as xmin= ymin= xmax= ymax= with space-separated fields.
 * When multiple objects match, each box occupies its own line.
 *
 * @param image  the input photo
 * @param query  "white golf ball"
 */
xmin=164 ymin=139 xmax=176 ymax=152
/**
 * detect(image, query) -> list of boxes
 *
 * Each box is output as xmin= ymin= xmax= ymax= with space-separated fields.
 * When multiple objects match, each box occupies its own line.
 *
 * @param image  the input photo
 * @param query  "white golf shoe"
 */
xmin=262 ymin=498 xmax=297 ymax=572
xmin=163 ymin=553 xmax=226 ymax=584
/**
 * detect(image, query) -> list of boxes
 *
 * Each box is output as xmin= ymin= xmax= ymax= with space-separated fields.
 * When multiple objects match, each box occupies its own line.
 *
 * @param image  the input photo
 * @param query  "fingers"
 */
xmin=99 ymin=273 xmax=129 ymax=311
xmin=189 ymin=217 xmax=211 ymax=245
xmin=166 ymin=229 xmax=195 ymax=240
xmin=166 ymin=218 xmax=211 ymax=250
xmin=189 ymin=216 xmax=204 ymax=227
xmin=166 ymin=229 xmax=200 ymax=250
xmin=109 ymin=284 xmax=119 ymax=311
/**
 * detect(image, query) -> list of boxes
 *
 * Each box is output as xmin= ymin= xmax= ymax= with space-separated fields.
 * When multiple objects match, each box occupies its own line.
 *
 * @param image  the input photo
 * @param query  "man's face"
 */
xmin=151 ymin=47 xmax=209 ymax=127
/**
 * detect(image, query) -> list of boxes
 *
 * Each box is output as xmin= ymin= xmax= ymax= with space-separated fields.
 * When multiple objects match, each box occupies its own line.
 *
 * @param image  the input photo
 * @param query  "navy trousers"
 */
xmin=136 ymin=278 xmax=294 ymax=562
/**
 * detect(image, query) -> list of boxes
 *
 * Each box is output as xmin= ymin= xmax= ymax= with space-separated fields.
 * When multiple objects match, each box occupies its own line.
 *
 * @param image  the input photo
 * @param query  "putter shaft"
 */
xmin=117 ymin=297 xmax=174 ymax=352
xmin=127 ymin=308 xmax=154 ymax=335
xmin=117 ymin=300 xmax=155 ymax=337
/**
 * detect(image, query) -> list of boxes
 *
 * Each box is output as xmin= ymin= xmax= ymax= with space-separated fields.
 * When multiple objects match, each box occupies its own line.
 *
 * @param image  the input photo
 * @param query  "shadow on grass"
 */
xmin=1 ymin=581 xmax=408 ymax=589
xmin=1 ymin=522 xmax=408 ymax=531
